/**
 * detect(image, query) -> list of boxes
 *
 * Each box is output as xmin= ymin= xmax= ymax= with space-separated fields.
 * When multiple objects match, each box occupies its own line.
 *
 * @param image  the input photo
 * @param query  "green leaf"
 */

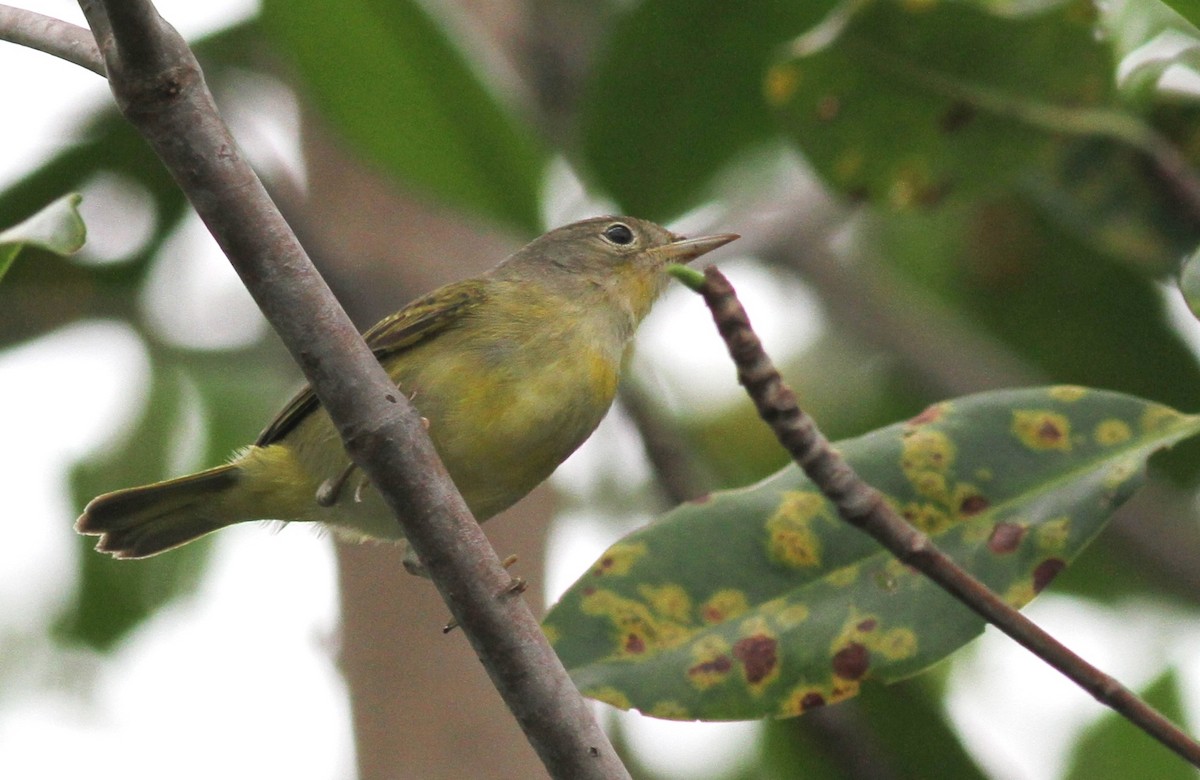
xmin=1022 ymin=136 xmax=1200 ymax=273
xmin=1103 ymin=0 xmax=1200 ymax=104
xmin=0 ymin=193 xmax=86 ymax=284
xmin=1151 ymin=0 xmax=1200 ymax=39
xmin=1065 ymin=669 xmax=1193 ymax=780
xmin=1180 ymin=243 xmax=1200 ymax=320
xmin=767 ymin=0 xmax=1116 ymax=209
xmin=580 ymin=0 xmax=832 ymax=221
xmin=60 ymin=368 xmax=210 ymax=650
xmin=260 ymin=0 xmax=545 ymax=233
xmin=543 ymin=387 xmax=1200 ymax=721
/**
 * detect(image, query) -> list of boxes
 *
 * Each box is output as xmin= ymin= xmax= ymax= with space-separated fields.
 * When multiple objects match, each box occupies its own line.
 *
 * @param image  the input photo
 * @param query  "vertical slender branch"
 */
xmin=69 ymin=1 xmax=628 ymax=776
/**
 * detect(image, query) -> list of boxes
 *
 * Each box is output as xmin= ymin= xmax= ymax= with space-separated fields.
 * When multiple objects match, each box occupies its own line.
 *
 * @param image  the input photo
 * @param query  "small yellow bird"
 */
xmin=77 ymin=216 xmax=737 ymax=560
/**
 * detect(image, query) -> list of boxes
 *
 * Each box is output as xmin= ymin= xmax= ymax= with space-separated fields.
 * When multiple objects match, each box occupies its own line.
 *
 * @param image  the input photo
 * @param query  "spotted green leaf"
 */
xmin=543 ymin=387 xmax=1200 ymax=721
xmin=766 ymin=0 xmax=1117 ymax=209
xmin=0 ymin=193 xmax=85 ymax=284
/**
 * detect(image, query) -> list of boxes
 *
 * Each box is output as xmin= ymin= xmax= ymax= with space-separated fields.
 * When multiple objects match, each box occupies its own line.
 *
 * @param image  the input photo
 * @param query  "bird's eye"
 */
xmin=602 ymin=223 xmax=635 ymax=246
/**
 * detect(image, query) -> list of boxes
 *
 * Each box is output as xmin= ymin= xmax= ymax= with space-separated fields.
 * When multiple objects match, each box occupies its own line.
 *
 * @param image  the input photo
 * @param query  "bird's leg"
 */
xmin=402 ymin=542 xmax=429 ymax=578
xmin=316 ymin=461 xmax=358 ymax=507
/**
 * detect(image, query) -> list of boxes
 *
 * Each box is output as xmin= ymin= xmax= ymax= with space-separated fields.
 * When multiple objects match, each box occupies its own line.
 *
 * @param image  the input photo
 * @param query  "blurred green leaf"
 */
xmin=0 ymin=111 xmax=187 ymax=349
xmin=260 ymin=0 xmax=545 ymax=233
xmin=1022 ymin=136 xmax=1200 ymax=273
xmin=60 ymin=368 xmax=211 ymax=650
xmin=874 ymin=199 xmax=1200 ymax=445
xmin=1180 ymin=243 xmax=1200 ymax=319
xmin=1146 ymin=0 xmax=1200 ymax=40
xmin=580 ymin=0 xmax=832 ymax=221
xmin=1065 ymin=669 xmax=1193 ymax=780
xmin=0 ymin=193 xmax=86 ymax=283
xmin=545 ymin=387 xmax=1199 ymax=720
xmin=769 ymin=0 xmax=1114 ymax=209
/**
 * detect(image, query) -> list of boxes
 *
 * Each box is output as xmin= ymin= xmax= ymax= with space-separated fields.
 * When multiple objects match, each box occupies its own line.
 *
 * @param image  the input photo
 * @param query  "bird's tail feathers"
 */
xmin=75 ymin=464 xmax=244 ymax=559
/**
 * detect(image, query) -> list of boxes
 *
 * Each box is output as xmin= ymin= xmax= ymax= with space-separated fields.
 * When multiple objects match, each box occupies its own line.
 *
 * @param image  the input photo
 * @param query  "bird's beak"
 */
xmin=656 ymin=231 xmax=740 ymax=264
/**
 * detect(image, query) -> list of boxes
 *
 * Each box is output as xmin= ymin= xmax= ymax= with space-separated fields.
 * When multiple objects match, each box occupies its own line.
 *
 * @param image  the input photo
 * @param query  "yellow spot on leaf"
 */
xmin=910 ymin=472 xmax=949 ymax=503
xmin=1003 ymin=580 xmax=1037 ymax=609
xmin=688 ymin=636 xmax=733 ymax=691
xmin=648 ymin=701 xmax=691 ymax=720
xmin=779 ymin=685 xmax=830 ymax=717
xmin=1036 ymin=516 xmax=1071 ymax=553
xmin=764 ymin=63 xmax=800 ymax=107
xmin=765 ymin=491 xmax=826 ymax=568
xmin=1048 ymin=385 xmax=1087 ymax=402
xmin=541 ymin=624 xmax=560 ymax=644
xmin=1141 ymin=404 xmax=1183 ymax=433
xmin=827 ymin=564 xmax=860 ymax=587
xmin=901 ymin=428 xmax=955 ymax=470
xmin=701 ymin=589 xmax=750 ymax=624
xmin=584 ymin=687 xmax=631 ymax=710
xmin=1102 ymin=458 xmax=1139 ymax=490
xmin=1013 ymin=410 xmax=1072 ymax=451
xmin=639 ymin=583 xmax=693 ymax=623
xmin=900 ymin=501 xmax=952 ymax=534
xmin=592 ymin=542 xmax=647 ymax=577
xmin=1094 ymin=419 xmax=1132 ymax=446
xmin=581 ymin=589 xmax=692 ymax=655
xmin=775 ymin=602 xmax=811 ymax=630
xmin=877 ymin=628 xmax=918 ymax=660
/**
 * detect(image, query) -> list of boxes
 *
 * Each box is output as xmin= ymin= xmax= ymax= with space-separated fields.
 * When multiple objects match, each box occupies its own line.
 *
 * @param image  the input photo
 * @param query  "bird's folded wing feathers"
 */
xmin=255 ymin=280 xmax=488 ymax=446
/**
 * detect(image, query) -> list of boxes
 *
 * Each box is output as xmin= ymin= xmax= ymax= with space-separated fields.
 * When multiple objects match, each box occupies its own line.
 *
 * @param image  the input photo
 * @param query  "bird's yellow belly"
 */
xmin=240 ymin=335 xmax=622 ymax=542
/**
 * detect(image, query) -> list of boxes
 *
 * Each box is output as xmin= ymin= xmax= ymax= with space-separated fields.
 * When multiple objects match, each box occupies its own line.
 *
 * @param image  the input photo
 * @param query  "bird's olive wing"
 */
xmin=255 ymin=280 xmax=487 ymax=446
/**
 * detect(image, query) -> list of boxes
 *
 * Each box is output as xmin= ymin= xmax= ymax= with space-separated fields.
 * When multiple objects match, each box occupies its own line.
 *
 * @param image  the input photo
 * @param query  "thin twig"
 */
xmin=65 ymin=1 xmax=628 ymax=777
xmin=0 ymin=4 xmax=103 ymax=75
xmin=687 ymin=263 xmax=1200 ymax=770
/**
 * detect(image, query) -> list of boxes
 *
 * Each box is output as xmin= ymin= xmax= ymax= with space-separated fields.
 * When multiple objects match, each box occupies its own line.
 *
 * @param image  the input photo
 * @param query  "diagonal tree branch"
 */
xmin=0 ymin=3 xmax=103 ymax=75
xmin=23 ymin=1 xmax=631 ymax=776
xmin=679 ymin=263 xmax=1200 ymax=770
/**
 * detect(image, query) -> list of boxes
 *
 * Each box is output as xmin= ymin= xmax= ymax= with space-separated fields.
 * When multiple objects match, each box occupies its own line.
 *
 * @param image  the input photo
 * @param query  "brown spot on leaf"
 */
xmin=689 ymin=493 xmax=713 ymax=505
xmin=914 ymin=181 xmax=953 ymax=207
xmin=800 ymin=692 xmax=826 ymax=711
xmin=733 ymin=635 xmax=778 ymax=685
xmin=625 ymin=634 xmax=645 ymax=654
xmin=1039 ymin=419 xmax=1065 ymax=444
xmin=988 ymin=522 xmax=1025 ymax=554
xmin=907 ymin=403 xmax=946 ymax=426
xmin=817 ymin=94 xmax=840 ymax=121
xmin=857 ymin=618 xmax=878 ymax=632
xmin=593 ymin=556 xmax=614 ymax=575
xmin=832 ymin=642 xmax=870 ymax=680
xmin=1033 ymin=558 xmax=1066 ymax=593
xmin=582 ymin=586 xmax=596 ymax=596
xmin=940 ymin=100 xmax=976 ymax=133
xmin=959 ymin=494 xmax=989 ymax=516
xmin=689 ymin=655 xmax=732 ymax=677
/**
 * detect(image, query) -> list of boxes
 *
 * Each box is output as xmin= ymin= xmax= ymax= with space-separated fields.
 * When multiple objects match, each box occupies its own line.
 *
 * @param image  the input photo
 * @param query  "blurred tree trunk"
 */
xmin=296 ymin=115 xmax=553 ymax=778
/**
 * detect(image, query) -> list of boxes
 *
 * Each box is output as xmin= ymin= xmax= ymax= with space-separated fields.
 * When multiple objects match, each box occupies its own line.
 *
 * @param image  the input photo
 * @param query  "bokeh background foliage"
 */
xmin=7 ymin=0 xmax=1200 ymax=777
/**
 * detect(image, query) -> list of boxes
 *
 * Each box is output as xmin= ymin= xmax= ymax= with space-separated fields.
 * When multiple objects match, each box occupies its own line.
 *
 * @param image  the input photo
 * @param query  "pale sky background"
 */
xmin=4 ymin=3 xmax=1200 ymax=780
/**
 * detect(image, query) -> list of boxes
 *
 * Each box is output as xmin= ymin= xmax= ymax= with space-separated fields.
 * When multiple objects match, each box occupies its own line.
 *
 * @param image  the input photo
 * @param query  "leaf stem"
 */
xmin=691 ymin=263 xmax=1200 ymax=769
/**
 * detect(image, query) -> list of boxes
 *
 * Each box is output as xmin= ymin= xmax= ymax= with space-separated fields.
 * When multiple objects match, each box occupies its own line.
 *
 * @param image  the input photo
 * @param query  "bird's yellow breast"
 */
xmin=396 ymin=305 xmax=624 ymax=520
